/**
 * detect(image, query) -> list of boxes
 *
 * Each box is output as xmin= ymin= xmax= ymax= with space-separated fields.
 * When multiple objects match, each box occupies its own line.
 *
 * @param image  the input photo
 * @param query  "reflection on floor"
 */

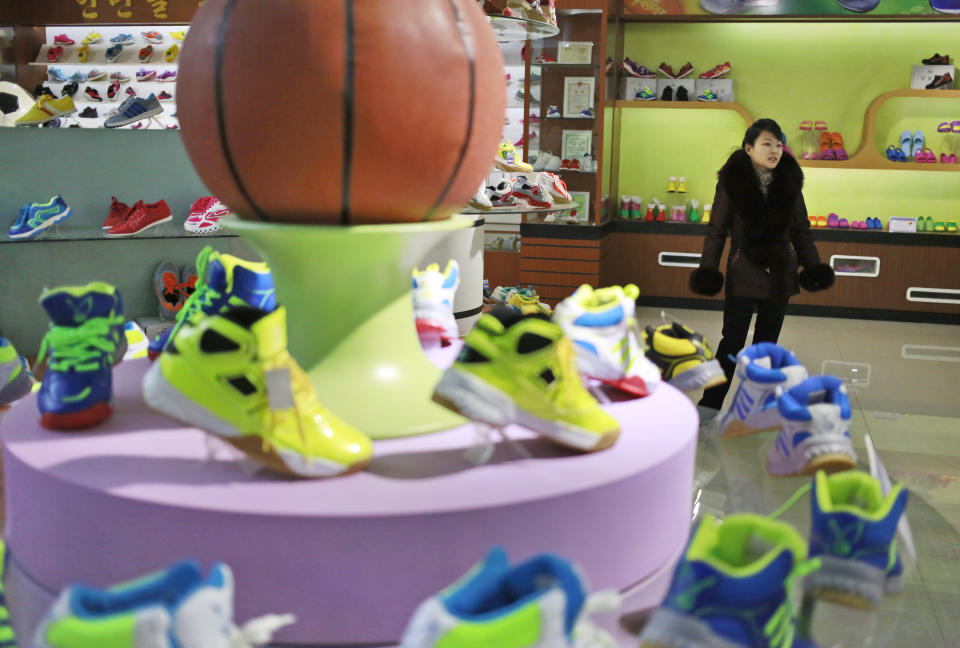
xmin=648 ymin=307 xmax=960 ymax=648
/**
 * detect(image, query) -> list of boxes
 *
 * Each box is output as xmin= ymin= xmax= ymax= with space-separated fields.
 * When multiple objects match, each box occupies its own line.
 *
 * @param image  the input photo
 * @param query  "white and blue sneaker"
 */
xmin=412 ymin=259 xmax=460 ymax=346
xmin=766 ymin=375 xmax=857 ymax=477
xmin=8 ymin=196 xmax=73 ymax=240
xmin=400 ymin=546 xmax=620 ymax=648
xmin=47 ymin=68 xmax=67 ymax=83
xmin=31 ymin=560 xmax=294 ymax=648
xmin=68 ymin=71 xmax=88 ymax=83
xmin=554 ymin=283 xmax=661 ymax=397
xmin=110 ymin=33 xmax=135 ymax=45
xmin=717 ymin=342 xmax=808 ymax=438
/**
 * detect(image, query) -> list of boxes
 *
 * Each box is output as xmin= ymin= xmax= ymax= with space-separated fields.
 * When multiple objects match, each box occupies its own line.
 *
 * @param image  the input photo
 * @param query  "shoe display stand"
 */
xmin=0 ymin=126 xmax=252 ymax=355
xmin=1 ymin=352 xmax=698 ymax=645
xmin=30 ymin=25 xmax=186 ymax=130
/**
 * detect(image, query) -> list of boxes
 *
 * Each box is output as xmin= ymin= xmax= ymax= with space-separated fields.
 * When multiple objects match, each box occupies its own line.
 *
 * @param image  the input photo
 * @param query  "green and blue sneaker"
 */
xmin=433 ymin=306 xmax=620 ymax=452
xmin=0 ymin=337 xmax=34 ymax=406
xmin=640 ymin=513 xmax=819 ymax=648
xmin=37 ymin=282 xmax=126 ymax=430
xmin=803 ymin=470 xmax=908 ymax=609
xmin=31 ymin=560 xmax=294 ymax=648
xmin=400 ymin=546 xmax=619 ymax=647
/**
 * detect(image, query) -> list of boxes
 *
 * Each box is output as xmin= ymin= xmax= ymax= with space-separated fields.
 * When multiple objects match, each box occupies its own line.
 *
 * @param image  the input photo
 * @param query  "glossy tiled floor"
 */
xmin=641 ymin=307 xmax=960 ymax=648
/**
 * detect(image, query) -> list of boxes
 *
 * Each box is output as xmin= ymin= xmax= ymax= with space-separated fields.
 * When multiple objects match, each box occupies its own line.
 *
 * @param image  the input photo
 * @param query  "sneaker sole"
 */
xmin=104 ymin=214 xmax=171 ymax=236
xmin=667 ymin=359 xmax=724 ymax=392
xmin=717 ymin=418 xmax=778 ymax=438
xmin=804 ymin=555 xmax=901 ymax=610
xmin=41 ymin=401 xmax=112 ymax=431
xmin=433 ymin=366 xmax=619 ymax=452
xmin=766 ymin=436 xmax=857 ymax=477
xmin=142 ymin=363 xmax=364 ymax=478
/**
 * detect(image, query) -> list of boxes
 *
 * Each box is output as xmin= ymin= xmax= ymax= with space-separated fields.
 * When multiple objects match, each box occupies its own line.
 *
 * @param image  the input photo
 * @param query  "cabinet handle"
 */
xmin=829 ymin=255 xmax=880 ymax=278
xmin=906 ymin=288 xmax=960 ymax=304
xmin=658 ymin=252 xmax=701 ymax=268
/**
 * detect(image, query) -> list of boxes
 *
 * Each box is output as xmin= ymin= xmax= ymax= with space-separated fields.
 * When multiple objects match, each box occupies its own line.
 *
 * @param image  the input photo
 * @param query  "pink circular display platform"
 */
xmin=2 ymin=357 xmax=696 ymax=645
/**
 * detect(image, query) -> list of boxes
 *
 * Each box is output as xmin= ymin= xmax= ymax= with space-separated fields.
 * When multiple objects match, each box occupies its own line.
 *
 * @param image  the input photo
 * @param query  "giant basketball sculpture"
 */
xmin=177 ymin=0 xmax=506 ymax=437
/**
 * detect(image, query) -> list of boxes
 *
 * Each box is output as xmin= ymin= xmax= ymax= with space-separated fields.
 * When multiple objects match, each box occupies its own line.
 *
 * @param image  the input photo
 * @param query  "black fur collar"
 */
xmin=718 ymin=148 xmax=804 ymax=272
xmin=718 ymin=149 xmax=803 ymax=226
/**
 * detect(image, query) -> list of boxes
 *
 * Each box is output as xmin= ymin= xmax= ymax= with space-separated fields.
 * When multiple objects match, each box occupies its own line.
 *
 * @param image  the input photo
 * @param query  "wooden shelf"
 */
xmin=798 ymin=89 xmax=960 ymax=172
xmin=615 ymin=99 xmax=753 ymax=125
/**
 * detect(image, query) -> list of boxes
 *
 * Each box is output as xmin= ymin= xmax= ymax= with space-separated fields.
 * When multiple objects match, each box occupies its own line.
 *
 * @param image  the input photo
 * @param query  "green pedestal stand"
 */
xmin=229 ymin=217 xmax=469 ymax=439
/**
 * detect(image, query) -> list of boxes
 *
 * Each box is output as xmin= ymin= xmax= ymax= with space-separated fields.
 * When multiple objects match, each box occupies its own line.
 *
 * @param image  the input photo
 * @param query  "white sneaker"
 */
xmin=468 ymin=181 xmax=492 ymax=210
xmin=766 ymin=375 xmax=857 ymax=477
xmin=544 ymin=154 xmax=562 ymax=171
xmin=536 ymin=171 xmax=572 ymax=203
xmin=554 ymin=284 xmax=662 ymax=396
xmin=717 ymin=342 xmax=808 ymax=437
xmin=412 ymin=260 xmax=460 ymax=345
xmin=490 ymin=285 xmax=517 ymax=302
xmin=31 ymin=561 xmax=294 ymax=648
xmin=546 ymin=105 xmax=561 ymax=118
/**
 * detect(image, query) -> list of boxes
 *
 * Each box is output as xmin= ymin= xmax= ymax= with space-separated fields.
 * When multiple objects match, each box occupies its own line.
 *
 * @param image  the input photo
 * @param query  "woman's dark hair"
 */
xmin=742 ymin=118 xmax=784 ymax=149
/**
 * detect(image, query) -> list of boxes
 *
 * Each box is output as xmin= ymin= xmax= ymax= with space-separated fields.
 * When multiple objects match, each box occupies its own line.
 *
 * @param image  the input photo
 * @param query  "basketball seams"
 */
xmin=340 ymin=0 xmax=356 ymax=226
xmin=214 ymin=0 xmax=269 ymax=221
xmin=424 ymin=0 xmax=477 ymax=222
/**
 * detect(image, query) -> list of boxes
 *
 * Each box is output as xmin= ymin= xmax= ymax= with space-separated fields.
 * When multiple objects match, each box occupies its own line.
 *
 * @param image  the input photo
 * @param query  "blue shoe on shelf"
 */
xmin=37 ymin=282 xmax=126 ymax=430
xmin=8 ymin=195 xmax=72 ymax=240
xmin=803 ymin=470 xmax=909 ymax=609
xmin=899 ymin=130 xmax=913 ymax=159
xmin=836 ymin=0 xmax=880 ymax=12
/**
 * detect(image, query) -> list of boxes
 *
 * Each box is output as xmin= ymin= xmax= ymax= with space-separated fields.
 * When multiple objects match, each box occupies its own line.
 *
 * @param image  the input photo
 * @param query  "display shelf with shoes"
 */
xmin=796 ymin=89 xmax=960 ymax=172
xmin=615 ymin=98 xmax=754 ymax=123
xmin=485 ymin=12 xmax=559 ymax=41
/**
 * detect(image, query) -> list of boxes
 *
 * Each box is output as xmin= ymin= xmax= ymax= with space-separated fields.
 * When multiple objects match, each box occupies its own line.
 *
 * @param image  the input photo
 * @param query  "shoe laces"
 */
xmin=262 ymin=350 xmax=315 ymax=452
xmin=549 ymin=336 xmax=596 ymax=412
xmin=228 ymin=613 xmax=296 ymax=648
xmin=162 ymin=273 xmax=180 ymax=299
xmin=762 ymin=557 xmax=821 ymax=648
xmin=176 ymin=247 xmax=219 ymax=324
xmin=11 ymin=206 xmax=31 ymax=229
xmin=572 ymin=590 xmax=622 ymax=648
xmin=37 ymin=316 xmax=122 ymax=372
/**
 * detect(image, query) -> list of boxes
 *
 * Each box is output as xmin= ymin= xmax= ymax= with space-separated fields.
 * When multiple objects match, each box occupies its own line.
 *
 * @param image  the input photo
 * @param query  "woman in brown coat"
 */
xmin=690 ymin=118 xmax=834 ymax=411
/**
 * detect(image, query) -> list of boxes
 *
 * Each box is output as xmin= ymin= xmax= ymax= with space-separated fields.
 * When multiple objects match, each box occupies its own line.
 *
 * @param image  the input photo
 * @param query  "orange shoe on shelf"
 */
xmin=830 ymin=132 xmax=848 ymax=160
xmin=816 ymin=215 xmax=828 ymax=228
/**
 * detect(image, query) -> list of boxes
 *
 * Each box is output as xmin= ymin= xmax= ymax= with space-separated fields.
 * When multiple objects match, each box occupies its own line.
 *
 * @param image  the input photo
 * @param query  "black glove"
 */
xmin=689 ymin=267 xmax=724 ymax=296
xmin=799 ymin=263 xmax=835 ymax=292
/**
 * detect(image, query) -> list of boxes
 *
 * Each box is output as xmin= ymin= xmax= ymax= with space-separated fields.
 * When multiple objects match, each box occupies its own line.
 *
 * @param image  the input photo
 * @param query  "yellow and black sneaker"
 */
xmin=433 ymin=306 xmax=619 ymax=452
xmin=643 ymin=322 xmax=725 ymax=391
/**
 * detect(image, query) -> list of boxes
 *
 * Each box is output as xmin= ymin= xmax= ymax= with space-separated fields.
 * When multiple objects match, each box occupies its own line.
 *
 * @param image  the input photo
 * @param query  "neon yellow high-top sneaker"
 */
xmin=0 ymin=336 xmax=34 ymax=406
xmin=143 ymin=305 xmax=372 ymax=478
xmin=433 ymin=307 xmax=619 ymax=452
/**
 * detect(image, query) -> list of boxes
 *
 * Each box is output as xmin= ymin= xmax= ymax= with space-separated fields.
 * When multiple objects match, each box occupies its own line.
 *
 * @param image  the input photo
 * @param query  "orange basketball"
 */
xmin=177 ymin=0 xmax=505 ymax=225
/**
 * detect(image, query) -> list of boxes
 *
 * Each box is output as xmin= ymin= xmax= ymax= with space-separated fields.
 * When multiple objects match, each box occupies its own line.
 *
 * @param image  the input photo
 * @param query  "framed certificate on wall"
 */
xmin=562 ymin=77 xmax=594 ymax=118
xmin=561 ymin=129 xmax=592 ymax=161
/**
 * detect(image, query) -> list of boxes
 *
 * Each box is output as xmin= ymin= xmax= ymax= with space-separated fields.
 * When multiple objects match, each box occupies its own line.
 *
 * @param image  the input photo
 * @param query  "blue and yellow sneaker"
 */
xmin=401 ymin=546 xmax=619 ymax=647
xmin=803 ymin=470 xmax=908 ymax=610
xmin=643 ymin=322 xmax=725 ymax=391
xmin=31 ymin=560 xmax=294 ymax=648
xmin=0 ymin=336 xmax=34 ymax=406
xmin=640 ymin=513 xmax=819 ymax=648
xmin=147 ymin=246 xmax=276 ymax=360
xmin=122 ymin=321 xmax=149 ymax=360
xmin=8 ymin=195 xmax=72 ymax=239
xmin=37 ymin=282 xmax=126 ymax=430
xmin=717 ymin=343 xmax=808 ymax=438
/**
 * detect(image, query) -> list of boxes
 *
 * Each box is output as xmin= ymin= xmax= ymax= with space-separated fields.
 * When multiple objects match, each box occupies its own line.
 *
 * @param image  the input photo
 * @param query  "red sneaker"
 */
xmin=53 ymin=34 xmax=75 ymax=46
xmin=675 ymin=62 xmax=694 ymax=78
xmin=105 ymin=200 xmax=172 ymax=237
xmin=658 ymin=62 xmax=676 ymax=78
xmin=47 ymin=46 xmax=64 ymax=63
xmin=101 ymin=196 xmax=130 ymax=230
xmin=535 ymin=54 xmax=557 ymax=64
xmin=107 ymin=80 xmax=121 ymax=100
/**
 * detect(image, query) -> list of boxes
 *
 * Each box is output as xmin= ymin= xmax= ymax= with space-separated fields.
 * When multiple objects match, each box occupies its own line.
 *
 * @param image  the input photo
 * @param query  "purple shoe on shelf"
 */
xmin=930 ymin=0 xmax=960 ymax=14
xmin=827 ymin=213 xmax=840 ymax=228
xmin=157 ymin=70 xmax=178 ymax=83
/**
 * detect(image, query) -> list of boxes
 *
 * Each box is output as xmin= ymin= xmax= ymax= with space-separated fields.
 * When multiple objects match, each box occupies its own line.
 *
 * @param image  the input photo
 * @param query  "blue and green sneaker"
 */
xmin=37 ymin=282 xmax=126 ymax=430
xmin=30 ymin=560 xmax=294 ymax=648
xmin=8 ymin=195 xmax=72 ymax=240
xmin=147 ymin=246 xmax=276 ymax=360
xmin=400 ymin=546 xmax=619 ymax=647
xmin=640 ymin=513 xmax=819 ymax=648
xmin=803 ymin=470 xmax=908 ymax=609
